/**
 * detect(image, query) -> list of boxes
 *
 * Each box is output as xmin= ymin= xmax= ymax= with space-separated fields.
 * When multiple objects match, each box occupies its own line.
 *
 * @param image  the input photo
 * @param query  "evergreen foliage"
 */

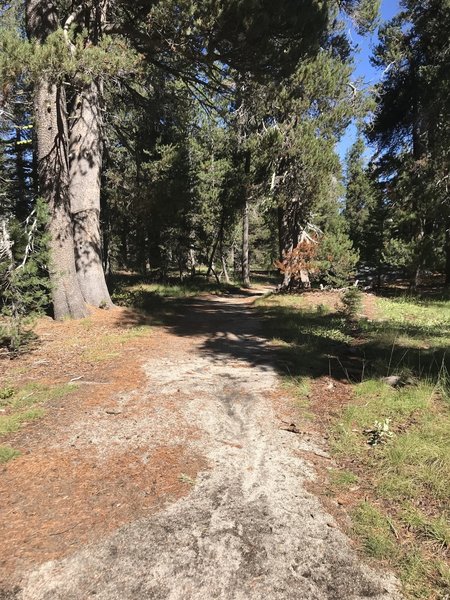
xmin=344 ymin=136 xmax=376 ymax=262
xmin=367 ymin=0 xmax=450 ymax=286
xmin=1 ymin=0 xmax=448 ymax=326
xmin=0 ymin=199 xmax=50 ymax=352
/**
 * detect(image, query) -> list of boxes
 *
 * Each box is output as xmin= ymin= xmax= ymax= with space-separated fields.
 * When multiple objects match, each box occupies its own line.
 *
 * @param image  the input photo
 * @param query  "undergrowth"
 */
xmin=257 ymin=290 xmax=450 ymax=599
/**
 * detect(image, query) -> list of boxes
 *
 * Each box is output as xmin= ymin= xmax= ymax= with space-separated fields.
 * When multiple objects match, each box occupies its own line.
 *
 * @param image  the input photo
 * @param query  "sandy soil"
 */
xmin=2 ymin=292 xmax=401 ymax=599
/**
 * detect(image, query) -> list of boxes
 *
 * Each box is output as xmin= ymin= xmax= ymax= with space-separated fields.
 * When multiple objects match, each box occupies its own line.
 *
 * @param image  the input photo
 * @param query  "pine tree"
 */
xmin=344 ymin=136 xmax=377 ymax=263
xmin=1 ymin=0 xmax=382 ymax=317
xmin=368 ymin=0 xmax=450 ymax=286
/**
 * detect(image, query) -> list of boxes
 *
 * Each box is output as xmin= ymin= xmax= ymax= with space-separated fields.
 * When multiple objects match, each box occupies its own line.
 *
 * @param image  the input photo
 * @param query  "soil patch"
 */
xmin=1 ymin=445 xmax=206 ymax=582
xmin=0 ymin=307 xmax=206 ymax=588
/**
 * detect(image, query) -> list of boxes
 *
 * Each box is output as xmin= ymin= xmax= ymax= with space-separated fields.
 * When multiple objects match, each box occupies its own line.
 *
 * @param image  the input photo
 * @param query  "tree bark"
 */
xmin=242 ymin=198 xmax=250 ymax=287
xmin=69 ymin=81 xmax=113 ymax=307
xmin=26 ymin=0 xmax=88 ymax=320
xmin=221 ymin=253 xmax=230 ymax=284
xmin=187 ymin=247 xmax=196 ymax=278
xmin=445 ymin=217 xmax=450 ymax=286
xmin=277 ymin=199 xmax=309 ymax=290
xmin=241 ymin=148 xmax=251 ymax=288
xmin=207 ymin=214 xmax=225 ymax=280
xmin=14 ymin=128 xmax=29 ymax=220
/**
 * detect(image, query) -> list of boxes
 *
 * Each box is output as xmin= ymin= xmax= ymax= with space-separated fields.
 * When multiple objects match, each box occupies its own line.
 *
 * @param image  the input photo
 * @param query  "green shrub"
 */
xmin=316 ymin=229 xmax=359 ymax=287
xmin=0 ymin=199 xmax=50 ymax=354
xmin=340 ymin=286 xmax=363 ymax=320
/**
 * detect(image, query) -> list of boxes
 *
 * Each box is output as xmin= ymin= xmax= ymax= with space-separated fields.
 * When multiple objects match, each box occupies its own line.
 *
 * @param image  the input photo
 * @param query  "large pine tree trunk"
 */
xmin=69 ymin=81 xmax=113 ymax=307
xmin=26 ymin=0 xmax=87 ymax=320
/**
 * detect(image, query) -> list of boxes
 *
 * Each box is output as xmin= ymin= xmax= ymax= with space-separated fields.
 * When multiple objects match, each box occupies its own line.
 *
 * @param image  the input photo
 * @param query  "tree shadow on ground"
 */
xmin=115 ymin=287 xmax=449 ymax=387
xmin=109 ymin=272 xmax=251 ymax=297
xmin=259 ymin=304 xmax=449 ymax=383
xmin=375 ymin=281 xmax=450 ymax=301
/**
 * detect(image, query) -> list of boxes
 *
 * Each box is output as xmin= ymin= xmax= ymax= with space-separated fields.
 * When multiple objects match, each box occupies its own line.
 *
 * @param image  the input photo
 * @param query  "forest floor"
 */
xmin=0 ymin=282 xmax=445 ymax=599
xmin=256 ymin=289 xmax=450 ymax=599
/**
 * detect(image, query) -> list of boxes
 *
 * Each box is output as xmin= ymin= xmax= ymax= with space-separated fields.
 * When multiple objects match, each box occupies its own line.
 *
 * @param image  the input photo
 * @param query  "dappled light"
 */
xmin=112 ymin=284 xmax=450 ymax=388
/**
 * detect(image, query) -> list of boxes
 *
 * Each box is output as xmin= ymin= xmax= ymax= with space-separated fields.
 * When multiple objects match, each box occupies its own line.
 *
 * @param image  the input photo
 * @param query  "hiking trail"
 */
xmin=8 ymin=291 xmax=401 ymax=599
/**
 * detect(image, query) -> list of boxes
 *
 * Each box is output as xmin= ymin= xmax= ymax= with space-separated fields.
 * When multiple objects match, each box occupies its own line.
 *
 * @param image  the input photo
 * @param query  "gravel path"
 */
xmin=19 ymin=293 xmax=401 ymax=600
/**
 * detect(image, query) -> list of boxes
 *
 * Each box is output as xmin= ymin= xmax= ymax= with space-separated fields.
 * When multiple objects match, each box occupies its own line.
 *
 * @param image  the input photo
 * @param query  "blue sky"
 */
xmin=336 ymin=0 xmax=401 ymax=162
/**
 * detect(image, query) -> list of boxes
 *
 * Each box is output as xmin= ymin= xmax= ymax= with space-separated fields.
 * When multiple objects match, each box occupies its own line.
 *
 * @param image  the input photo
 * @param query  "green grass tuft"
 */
xmin=352 ymin=502 xmax=398 ymax=560
xmin=0 ymin=445 xmax=20 ymax=463
xmin=328 ymin=468 xmax=359 ymax=488
xmin=0 ymin=382 xmax=77 ymax=439
xmin=0 ymin=408 xmax=45 ymax=436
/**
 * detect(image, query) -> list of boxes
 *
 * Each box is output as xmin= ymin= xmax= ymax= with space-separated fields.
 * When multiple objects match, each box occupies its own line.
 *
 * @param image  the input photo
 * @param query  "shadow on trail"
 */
xmin=117 ymin=291 xmax=450 ymax=385
xmin=117 ymin=293 xmax=279 ymax=368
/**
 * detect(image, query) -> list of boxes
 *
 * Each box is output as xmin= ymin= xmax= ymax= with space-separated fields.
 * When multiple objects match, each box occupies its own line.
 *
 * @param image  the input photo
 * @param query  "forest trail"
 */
xmin=15 ymin=290 xmax=401 ymax=600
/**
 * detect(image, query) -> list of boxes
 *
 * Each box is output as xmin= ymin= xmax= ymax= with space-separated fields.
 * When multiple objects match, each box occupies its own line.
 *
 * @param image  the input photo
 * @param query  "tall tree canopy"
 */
xmin=1 ymin=0 xmax=384 ymax=320
xmin=367 ymin=0 xmax=450 ymax=285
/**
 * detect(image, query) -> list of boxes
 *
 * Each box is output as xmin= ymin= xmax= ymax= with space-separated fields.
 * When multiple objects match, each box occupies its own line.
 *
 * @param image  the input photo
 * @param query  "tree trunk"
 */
xmin=230 ymin=244 xmax=235 ymax=277
xmin=26 ymin=0 xmax=87 ymax=320
xmin=300 ymin=269 xmax=311 ymax=288
xmin=14 ymin=128 xmax=28 ymax=220
xmin=207 ymin=213 xmax=225 ymax=280
xmin=242 ymin=198 xmax=250 ymax=287
xmin=221 ymin=253 xmax=230 ymax=284
xmin=241 ymin=147 xmax=251 ymax=288
xmin=277 ymin=206 xmax=284 ymax=262
xmin=414 ymin=264 xmax=422 ymax=290
xmin=278 ymin=203 xmax=296 ymax=289
xmin=282 ymin=263 xmax=292 ymax=289
xmin=187 ymin=247 xmax=196 ymax=278
xmin=69 ymin=81 xmax=113 ymax=307
xmin=206 ymin=231 xmax=220 ymax=280
xmin=445 ymin=218 xmax=450 ymax=286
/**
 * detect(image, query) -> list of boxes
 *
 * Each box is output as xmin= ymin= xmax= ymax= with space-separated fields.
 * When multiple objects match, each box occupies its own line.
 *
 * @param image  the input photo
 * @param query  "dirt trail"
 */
xmin=17 ymin=292 xmax=401 ymax=600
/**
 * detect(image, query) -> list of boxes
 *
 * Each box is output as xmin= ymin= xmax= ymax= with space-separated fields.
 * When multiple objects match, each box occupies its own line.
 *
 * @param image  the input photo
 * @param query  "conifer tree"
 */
xmin=1 ymin=0 xmax=382 ymax=317
xmin=26 ymin=0 xmax=88 ymax=318
xmin=344 ymin=136 xmax=377 ymax=262
xmin=368 ymin=0 xmax=450 ymax=286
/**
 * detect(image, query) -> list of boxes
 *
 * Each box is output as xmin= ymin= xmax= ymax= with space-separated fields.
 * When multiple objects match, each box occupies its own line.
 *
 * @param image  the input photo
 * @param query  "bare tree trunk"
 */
xmin=412 ymin=225 xmax=425 ymax=290
xmin=414 ymin=264 xmax=422 ymax=290
xmin=300 ymin=269 xmax=311 ymax=288
xmin=26 ymin=0 xmax=87 ymax=320
xmin=221 ymin=253 xmax=230 ymax=284
xmin=207 ymin=213 xmax=226 ymax=280
xmin=69 ymin=81 xmax=113 ymax=307
xmin=15 ymin=128 xmax=28 ymax=220
xmin=445 ymin=217 xmax=450 ymax=286
xmin=188 ymin=247 xmax=196 ymax=278
xmin=242 ymin=198 xmax=250 ymax=287
xmin=206 ymin=232 xmax=220 ymax=280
